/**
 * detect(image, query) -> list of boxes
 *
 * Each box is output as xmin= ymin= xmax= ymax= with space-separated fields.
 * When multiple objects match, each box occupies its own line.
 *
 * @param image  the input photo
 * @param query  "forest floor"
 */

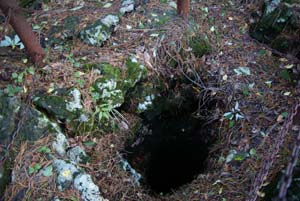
xmin=0 ymin=0 xmax=299 ymax=201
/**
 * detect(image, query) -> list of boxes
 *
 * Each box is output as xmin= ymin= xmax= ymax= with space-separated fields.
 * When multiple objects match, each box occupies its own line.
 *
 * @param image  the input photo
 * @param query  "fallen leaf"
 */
xmin=284 ymin=64 xmax=294 ymax=69
xmin=277 ymin=115 xmax=284 ymax=122
xmin=234 ymin=67 xmax=251 ymax=75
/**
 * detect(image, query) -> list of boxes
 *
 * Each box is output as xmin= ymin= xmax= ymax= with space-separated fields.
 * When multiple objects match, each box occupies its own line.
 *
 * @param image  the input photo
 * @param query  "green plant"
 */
xmin=242 ymin=83 xmax=255 ymax=97
xmin=94 ymin=103 xmax=113 ymax=122
xmin=6 ymin=67 xmax=35 ymax=96
xmin=28 ymin=163 xmax=42 ymax=174
xmin=37 ymin=145 xmax=51 ymax=154
xmin=225 ymin=148 xmax=256 ymax=163
xmin=12 ymin=72 xmax=24 ymax=84
xmin=66 ymin=53 xmax=81 ymax=67
xmin=223 ymin=102 xmax=244 ymax=128
xmin=74 ymin=71 xmax=85 ymax=88
xmin=6 ymin=84 xmax=22 ymax=96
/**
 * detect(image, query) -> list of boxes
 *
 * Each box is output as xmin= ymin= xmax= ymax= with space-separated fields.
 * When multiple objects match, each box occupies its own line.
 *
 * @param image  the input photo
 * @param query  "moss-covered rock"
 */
xmin=249 ymin=0 xmax=300 ymax=58
xmin=119 ymin=0 xmax=135 ymax=15
xmin=79 ymin=15 xmax=119 ymax=46
xmin=0 ymin=93 xmax=70 ymax=196
xmin=91 ymin=57 xmax=147 ymax=108
xmin=250 ymin=4 xmax=293 ymax=42
xmin=89 ymin=58 xmax=147 ymax=132
xmin=93 ymin=78 xmax=124 ymax=108
xmin=123 ymin=57 xmax=148 ymax=90
xmin=0 ymin=95 xmax=20 ymax=197
xmin=0 ymin=94 xmax=66 ymax=143
xmin=142 ymin=10 xmax=175 ymax=29
xmin=33 ymin=88 xmax=83 ymax=122
xmin=48 ymin=16 xmax=80 ymax=46
xmin=0 ymin=95 xmax=20 ymax=144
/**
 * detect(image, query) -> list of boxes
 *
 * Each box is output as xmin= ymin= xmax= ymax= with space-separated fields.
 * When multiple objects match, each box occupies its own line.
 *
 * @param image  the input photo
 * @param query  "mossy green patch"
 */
xmin=188 ymin=36 xmax=212 ymax=58
xmin=101 ymin=63 xmax=122 ymax=79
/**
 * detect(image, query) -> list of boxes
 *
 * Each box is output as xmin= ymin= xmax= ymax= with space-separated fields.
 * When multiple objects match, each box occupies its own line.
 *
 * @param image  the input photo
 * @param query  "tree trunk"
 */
xmin=0 ymin=0 xmax=45 ymax=65
xmin=177 ymin=0 xmax=190 ymax=20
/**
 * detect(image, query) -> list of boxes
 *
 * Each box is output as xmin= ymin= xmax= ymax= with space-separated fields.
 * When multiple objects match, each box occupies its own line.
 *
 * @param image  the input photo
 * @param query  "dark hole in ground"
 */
xmin=123 ymin=83 xmax=216 ymax=194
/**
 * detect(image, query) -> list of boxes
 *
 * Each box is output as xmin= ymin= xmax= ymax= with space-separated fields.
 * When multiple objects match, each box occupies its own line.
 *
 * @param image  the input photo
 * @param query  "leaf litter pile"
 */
xmin=0 ymin=0 xmax=299 ymax=200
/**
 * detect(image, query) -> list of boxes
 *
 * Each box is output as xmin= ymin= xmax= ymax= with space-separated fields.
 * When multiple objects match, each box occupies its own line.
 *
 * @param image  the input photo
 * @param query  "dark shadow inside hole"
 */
xmin=144 ymin=117 xmax=211 ymax=193
xmin=124 ymin=85 xmax=215 ymax=194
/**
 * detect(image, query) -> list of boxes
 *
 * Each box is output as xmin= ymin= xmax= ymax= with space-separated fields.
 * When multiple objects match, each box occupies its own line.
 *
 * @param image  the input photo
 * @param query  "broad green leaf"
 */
xmin=29 ymin=166 xmax=35 ymax=174
xmin=234 ymin=152 xmax=249 ymax=161
xmin=29 ymin=163 xmax=42 ymax=174
xmin=249 ymin=148 xmax=256 ymax=156
xmin=38 ymin=145 xmax=51 ymax=154
xmin=281 ymin=112 xmax=289 ymax=118
xmin=265 ymin=81 xmax=272 ymax=87
xmin=223 ymin=112 xmax=233 ymax=119
xmin=284 ymin=64 xmax=294 ymax=69
xmin=27 ymin=67 xmax=35 ymax=75
xmin=12 ymin=73 xmax=18 ymax=79
xmin=229 ymin=120 xmax=235 ymax=128
xmin=34 ymin=163 xmax=42 ymax=171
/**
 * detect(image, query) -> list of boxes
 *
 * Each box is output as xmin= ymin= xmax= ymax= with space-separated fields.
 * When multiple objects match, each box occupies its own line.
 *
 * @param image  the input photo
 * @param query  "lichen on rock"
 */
xmin=51 ymin=130 xmax=104 ymax=200
xmin=79 ymin=15 xmax=119 ymax=46
xmin=53 ymin=159 xmax=80 ymax=190
xmin=74 ymin=173 xmax=106 ymax=201
xmin=67 ymin=146 xmax=89 ymax=164
xmin=119 ymin=0 xmax=135 ymax=15
xmin=52 ymin=132 xmax=69 ymax=157
xmin=101 ymin=14 xmax=119 ymax=27
xmin=66 ymin=88 xmax=83 ymax=112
